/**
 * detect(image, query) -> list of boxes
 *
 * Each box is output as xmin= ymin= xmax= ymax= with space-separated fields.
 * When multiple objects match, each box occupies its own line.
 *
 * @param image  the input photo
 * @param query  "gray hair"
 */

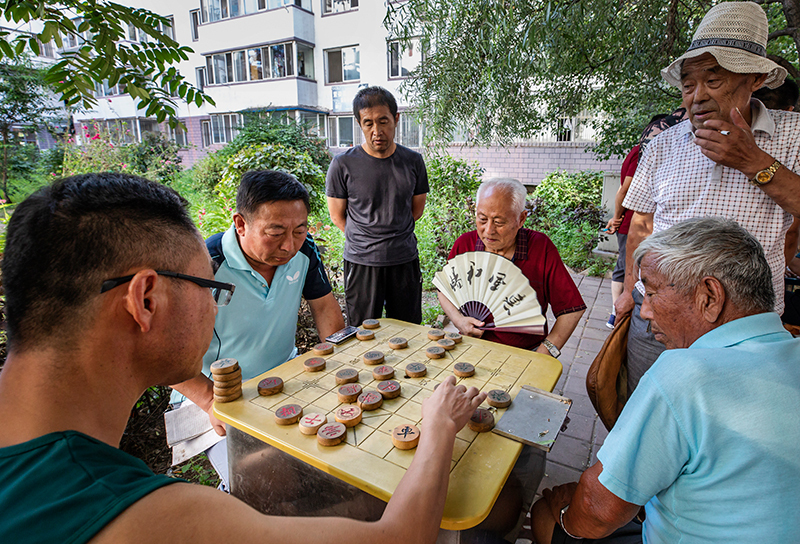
xmin=476 ymin=178 xmax=527 ymax=215
xmin=633 ymin=217 xmax=775 ymax=313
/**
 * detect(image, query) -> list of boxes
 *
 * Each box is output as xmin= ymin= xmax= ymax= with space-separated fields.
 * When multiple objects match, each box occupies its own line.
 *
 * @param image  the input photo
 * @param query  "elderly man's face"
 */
xmin=475 ymin=187 xmax=527 ymax=256
xmin=638 ymin=255 xmax=706 ymax=350
xmin=680 ymin=52 xmax=763 ymax=130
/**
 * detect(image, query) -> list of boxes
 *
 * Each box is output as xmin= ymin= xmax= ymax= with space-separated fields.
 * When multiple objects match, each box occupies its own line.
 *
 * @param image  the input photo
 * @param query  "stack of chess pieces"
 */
xmin=255 ymin=319 xmax=515 ymax=448
xmin=211 ymin=358 xmax=243 ymax=403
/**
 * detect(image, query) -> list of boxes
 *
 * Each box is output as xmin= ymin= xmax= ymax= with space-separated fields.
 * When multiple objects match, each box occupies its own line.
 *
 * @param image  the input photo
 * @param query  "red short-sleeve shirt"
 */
xmin=618 ymin=145 xmax=640 ymax=235
xmin=447 ymin=229 xmax=586 ymax=350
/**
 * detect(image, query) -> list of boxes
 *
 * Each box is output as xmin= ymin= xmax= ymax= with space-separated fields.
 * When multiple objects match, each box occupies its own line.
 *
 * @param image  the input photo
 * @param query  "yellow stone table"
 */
xmin=214 ymin=318 xmax=562 ymax=532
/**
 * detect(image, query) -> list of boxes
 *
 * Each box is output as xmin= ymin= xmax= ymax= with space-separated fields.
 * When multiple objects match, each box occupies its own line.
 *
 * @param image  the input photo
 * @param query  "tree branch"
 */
xmin=769 ymin=28 xmax=798 ymax=40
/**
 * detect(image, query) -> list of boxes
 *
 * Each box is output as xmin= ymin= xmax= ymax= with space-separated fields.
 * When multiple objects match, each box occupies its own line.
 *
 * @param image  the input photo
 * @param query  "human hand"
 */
xmin=207 ymin=406 xmax=227 ymax=436
xmin=455 ymin=315 xmax=485 ymax=338
xmin=422 ymin=375 xmax=486 ymax=435
xmin=542 ymin=482 xmax=579 ymax=523
xmin=693 ymin=107 xmax=773 ymax=177
xmin=614 ymin=290 xmax=634 ymax=317
xmin=605 ymin=217 xmax=622 ymax=234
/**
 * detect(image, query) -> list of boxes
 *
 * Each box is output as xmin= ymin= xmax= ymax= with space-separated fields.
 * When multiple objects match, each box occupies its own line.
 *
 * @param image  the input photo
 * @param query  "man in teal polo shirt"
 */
xmin=171 ymin=170 xmax=345 ymax=484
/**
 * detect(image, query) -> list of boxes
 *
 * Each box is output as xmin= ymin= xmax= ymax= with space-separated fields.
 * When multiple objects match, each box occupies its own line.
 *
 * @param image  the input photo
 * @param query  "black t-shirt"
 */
xmin=325 ymin=144 xmax=429 ymax=266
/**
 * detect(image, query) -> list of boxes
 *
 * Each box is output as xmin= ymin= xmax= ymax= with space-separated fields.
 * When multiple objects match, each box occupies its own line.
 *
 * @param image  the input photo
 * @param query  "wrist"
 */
xmin=559 ymin=505 xmax=582 ymax=540
xmin=741 ymin=153 xmax=775 ymax=180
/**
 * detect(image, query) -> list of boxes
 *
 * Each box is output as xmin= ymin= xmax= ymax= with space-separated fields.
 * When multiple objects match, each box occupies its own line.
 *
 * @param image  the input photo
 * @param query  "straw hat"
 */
xmin=661 ymin=2 xmax=786 ymax=89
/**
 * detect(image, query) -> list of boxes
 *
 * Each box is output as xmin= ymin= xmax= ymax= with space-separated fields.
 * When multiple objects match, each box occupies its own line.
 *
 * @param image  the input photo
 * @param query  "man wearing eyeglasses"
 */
xmin=169 ymin=170 xmax=345 ymax=486
xmin=0 ymin=172 xmax=487 ymax=544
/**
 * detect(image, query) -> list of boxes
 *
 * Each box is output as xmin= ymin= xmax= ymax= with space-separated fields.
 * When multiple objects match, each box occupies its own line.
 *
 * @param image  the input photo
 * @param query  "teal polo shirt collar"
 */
xmin=689 ymin=312 xmax=789 ymax=350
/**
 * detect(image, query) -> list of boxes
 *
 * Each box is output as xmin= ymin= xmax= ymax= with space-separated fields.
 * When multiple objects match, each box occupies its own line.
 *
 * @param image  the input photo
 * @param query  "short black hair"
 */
xmin=235 ymin=170 xmax=311 ymax=218
xmin=353 ymin=86 xmax=398 ymax=122
xmin=754 ymin=79 xmax=799 ymax=111
xmin=1 ymin=172 xmax=199 ymax=351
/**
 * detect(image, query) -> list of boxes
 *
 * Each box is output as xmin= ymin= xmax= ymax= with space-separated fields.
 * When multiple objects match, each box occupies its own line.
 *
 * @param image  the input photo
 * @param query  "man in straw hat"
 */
xmin=615 ymin=1 xmax=800 ymax=396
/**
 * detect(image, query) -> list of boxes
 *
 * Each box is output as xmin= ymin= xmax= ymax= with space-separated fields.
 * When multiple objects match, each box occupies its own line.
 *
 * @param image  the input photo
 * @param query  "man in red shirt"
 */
xmin=438 ymin=178 xmax=586 ymax=358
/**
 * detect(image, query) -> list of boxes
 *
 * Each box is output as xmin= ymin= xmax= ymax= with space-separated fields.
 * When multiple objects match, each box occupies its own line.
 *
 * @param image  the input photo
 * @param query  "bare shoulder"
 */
xmin=90 ymin=482 xmax=385 ymax=544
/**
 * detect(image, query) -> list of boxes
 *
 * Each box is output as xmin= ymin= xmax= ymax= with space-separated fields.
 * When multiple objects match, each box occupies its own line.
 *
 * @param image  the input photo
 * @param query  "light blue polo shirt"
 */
xmin=171 ymin=225 xmax=331 ymax=403
xmin=597 ymin=312 xmax=800 ymax=543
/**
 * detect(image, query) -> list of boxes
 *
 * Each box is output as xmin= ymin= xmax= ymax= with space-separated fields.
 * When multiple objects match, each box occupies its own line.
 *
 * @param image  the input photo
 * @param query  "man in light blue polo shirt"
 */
xmin=171 ymin=170 xmax=344 ymax=484
xmin=531 ymin=218 xmax=800 ymax=544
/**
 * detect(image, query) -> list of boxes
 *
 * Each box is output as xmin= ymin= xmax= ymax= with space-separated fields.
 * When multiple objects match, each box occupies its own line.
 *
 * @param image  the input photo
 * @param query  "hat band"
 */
xmin=687 ymin=37 xmax=766 ymax=57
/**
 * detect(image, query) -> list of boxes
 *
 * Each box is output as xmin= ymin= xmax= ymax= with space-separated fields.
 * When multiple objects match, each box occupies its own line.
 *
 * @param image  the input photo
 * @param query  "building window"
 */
xmin=170 ymin=124 xmax=188 ymax=146
xmin=205 ymin=42 xmax=307 ymax=86
xmin=388 ymin=38 xmax=421 ymax=78
xmin=95 ymin=80 xmax=125 ymax=97
xmin=328 ymin=115 xmax=361 ymax=147
xmin=299 ymin=111 xmax=325 ymax=137
xmin=324 ymin=0 xmax=357 ymax=14
xmin=195 ymin=67 xmax=206 ymax=91
xmin=161 ymin=16 xmax=175 ymax=40
xmin=398 ymin=113 xmax=422 ymax=148
xmin=190 ymin=10 xmax=200 ymax=41
xmin=37 ymin=39 xmax=56 ymax=58
xmin=202 ymin=120 xmax=212 ymax=147
xmin=210 ymin=113 xmax=240 ymax=144
xmin=326 ymin=46 xmax=359 ymax=84
xmin=297 ymin=43 xmax=314 ymax=79
xmin=200 ymin=0 xmax=302 ymax=23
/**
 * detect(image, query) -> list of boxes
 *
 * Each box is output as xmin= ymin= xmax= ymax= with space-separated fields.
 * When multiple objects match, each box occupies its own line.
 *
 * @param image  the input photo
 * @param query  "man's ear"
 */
xmin=696 ymin=276 xmax=726 ymax=323
xmin=751 ymin=73 xmax=769 ymax=93
xmin=123 ymin=270 xmax=160 ymax=333
xmin=519 ymin=210 xmax=528 ymax=225
xmin=233 ymin=213 xmax=247 ymax=237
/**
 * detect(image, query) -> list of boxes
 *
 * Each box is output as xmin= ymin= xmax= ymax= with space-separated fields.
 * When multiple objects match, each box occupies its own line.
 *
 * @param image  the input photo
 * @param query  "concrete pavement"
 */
xmin=515 ymin=273 xmax=615 ymax=544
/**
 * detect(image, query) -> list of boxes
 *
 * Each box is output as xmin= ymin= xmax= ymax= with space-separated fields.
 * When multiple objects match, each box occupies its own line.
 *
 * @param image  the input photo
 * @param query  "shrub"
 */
xmin=191 ymin=151 xmax=226 ymax=191
xmin=415 ymin=154 xmax=484 ymax=287
xmin=219 ymin=115 xmax=331 ymax=172
xmin=527 ymin=170 xmax=608 ymax=273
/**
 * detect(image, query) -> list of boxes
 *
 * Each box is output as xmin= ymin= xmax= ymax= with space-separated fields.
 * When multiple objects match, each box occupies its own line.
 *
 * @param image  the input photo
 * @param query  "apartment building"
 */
xmin=67 ymin=0 xmax=423 ymax=166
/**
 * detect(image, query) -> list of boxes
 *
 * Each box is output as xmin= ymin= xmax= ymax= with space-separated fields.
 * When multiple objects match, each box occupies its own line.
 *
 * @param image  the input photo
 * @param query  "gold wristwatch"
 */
xmin=750 ymin=160 xmax=782 ymax=186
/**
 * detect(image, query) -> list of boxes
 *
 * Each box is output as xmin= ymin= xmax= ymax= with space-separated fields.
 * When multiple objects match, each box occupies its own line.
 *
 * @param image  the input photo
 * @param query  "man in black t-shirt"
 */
xmin=326 ymin=87 xmax=429 ymax=325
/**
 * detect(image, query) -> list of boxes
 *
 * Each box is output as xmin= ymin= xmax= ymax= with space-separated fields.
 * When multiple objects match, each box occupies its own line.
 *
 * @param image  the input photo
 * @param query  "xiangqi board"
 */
xmin=214 ymin=319 xmax=562 ymax=530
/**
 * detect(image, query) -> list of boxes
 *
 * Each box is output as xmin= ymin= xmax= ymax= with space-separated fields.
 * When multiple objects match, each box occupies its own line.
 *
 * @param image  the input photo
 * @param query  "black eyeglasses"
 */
xmin=100 ymin=270 xmax=235 ymax=307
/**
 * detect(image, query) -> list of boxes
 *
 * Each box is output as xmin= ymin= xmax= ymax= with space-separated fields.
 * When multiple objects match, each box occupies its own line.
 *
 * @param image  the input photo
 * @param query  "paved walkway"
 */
xmin=515 ymin=273 xmax=615 ymax=543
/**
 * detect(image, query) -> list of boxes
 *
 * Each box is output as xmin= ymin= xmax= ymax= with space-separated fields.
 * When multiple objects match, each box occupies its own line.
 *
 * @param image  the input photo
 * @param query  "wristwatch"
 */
xmin=542 ymin=338 xmax=561 ymax=358
xmin=560 ymin=505 xmax=582 ymax=540
xmin=750 ymin=159 xmax=782 ymax=186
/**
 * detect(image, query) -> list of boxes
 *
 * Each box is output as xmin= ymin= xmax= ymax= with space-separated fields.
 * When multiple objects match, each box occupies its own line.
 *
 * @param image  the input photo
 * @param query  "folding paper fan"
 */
xmin=432 ymin=251 xmax=546 ymax=335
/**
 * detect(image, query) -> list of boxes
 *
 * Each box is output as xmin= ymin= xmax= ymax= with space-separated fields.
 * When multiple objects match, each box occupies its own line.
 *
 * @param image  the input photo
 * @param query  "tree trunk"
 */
xmin=1 ymin=127 xmax=9 ymax=203
xmin=782 ymin=0 xmax=800 ymax=69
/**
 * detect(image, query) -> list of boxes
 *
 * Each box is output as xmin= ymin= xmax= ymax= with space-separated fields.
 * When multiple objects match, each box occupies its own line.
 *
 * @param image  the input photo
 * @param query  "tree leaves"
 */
xmin=388 ymin=0 xmax=798 ymax=158
xmin=0 ymin=0 xmax=214 ymax=128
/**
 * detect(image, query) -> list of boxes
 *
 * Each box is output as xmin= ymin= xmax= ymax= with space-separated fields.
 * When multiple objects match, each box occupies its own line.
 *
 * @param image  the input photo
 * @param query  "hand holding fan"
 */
xmin=433 ymin=251 xmax=546 ymax=335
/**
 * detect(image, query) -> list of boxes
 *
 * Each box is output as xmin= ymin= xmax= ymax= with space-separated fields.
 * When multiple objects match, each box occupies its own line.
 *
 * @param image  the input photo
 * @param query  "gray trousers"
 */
xmin=626 ymin=289 xmax=665 ymax=395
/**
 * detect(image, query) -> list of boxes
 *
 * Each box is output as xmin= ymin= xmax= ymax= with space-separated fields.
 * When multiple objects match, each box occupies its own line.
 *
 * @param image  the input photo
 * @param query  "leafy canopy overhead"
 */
xmin=0 ymin=0 xmax=214 ymax=125
xmin=386 ymin=0 xmax=800 ymax=158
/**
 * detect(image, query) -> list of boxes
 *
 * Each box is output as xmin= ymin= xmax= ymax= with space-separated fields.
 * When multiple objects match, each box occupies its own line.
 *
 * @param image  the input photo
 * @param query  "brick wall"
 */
xmin=444 ymin=142 xmax=625 ymax=186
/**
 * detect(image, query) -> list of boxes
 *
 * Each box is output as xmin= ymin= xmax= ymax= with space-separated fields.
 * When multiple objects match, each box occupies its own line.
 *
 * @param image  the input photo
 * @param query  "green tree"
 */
xmin=387 ymin=0 xmax=800 ymax=158
xmin=0 ymin=56 xmax=56 ymax=201
xmin=0 ymin=0 xmax=214 ymax=125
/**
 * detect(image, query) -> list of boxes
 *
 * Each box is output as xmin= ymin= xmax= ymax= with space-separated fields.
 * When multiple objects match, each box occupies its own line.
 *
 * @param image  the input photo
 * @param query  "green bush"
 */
xmin=220 ymin=115 xmax=331 ymax=172
xmin=527 ymin=170 xmax=608 ymax=274
xmin=191 ymin=151 xmax=226 ymax=191
xmin=415 ymin=154 xmax=484 ymax=287
xmin=62 ymin=126 xmax=183 ymax=186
